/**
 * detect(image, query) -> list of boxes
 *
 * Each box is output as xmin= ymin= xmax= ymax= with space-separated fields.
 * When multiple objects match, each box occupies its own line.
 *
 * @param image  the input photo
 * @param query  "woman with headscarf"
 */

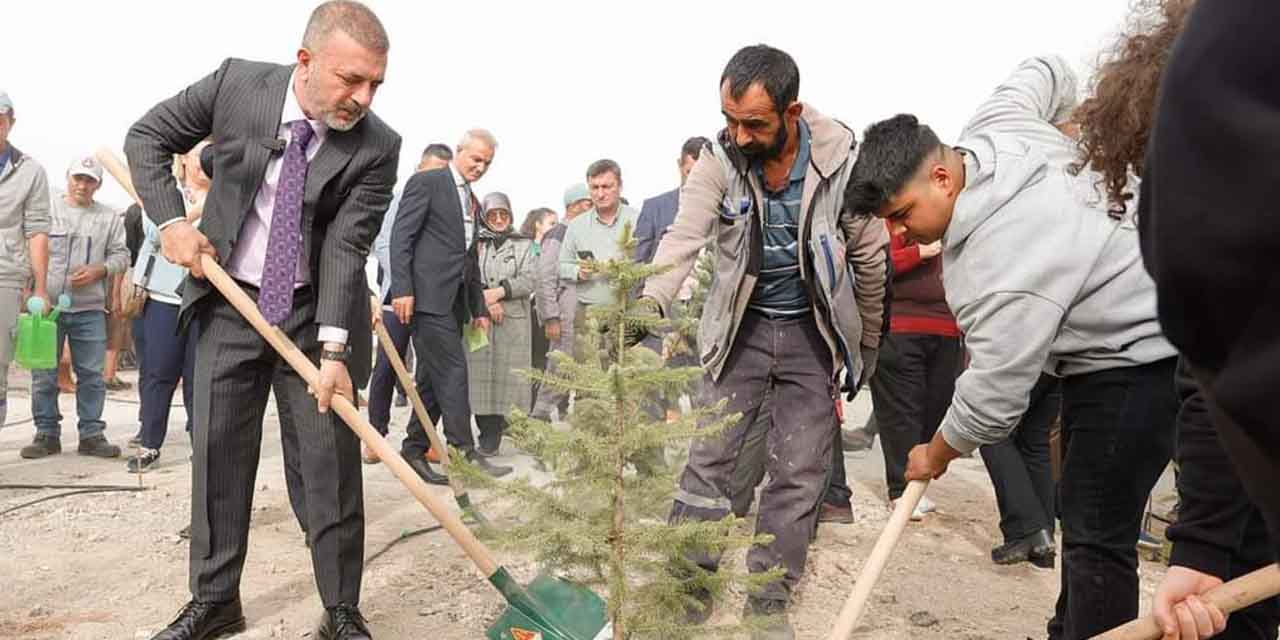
xmin=469 ymin=192 xmax=537 ymax=456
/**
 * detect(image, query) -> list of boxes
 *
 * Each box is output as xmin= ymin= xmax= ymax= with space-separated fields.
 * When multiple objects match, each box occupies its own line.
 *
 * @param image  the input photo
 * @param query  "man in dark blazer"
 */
xmin=124 ymin=3 xmax=398 ymax=639
xmin=390 ymin=129 xmax=511 ymax=477
xmin=632 ymin=136 xmax=709 ymax=264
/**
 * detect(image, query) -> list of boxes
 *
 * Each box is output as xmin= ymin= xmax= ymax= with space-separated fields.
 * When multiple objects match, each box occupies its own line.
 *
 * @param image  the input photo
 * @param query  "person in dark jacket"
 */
xmin=1076 ymin=0 xmax=1280 ymax=637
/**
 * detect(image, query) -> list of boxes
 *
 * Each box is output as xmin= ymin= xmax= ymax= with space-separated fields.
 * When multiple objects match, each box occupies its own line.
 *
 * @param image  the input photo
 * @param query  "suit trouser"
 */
xmin=406 ymin=311 xmax=473 ymax=453
xmin=979 ymin=373 xmax=1061 ymax=543
xmin=871 ymin=333 xmax=963 ymax=501
xmin=1047 ymin=357 xmax=1177 ymax=640
xmin=670 ymin=311 xmax=835 ymax=603
xmin=189 ymin=287 xmax=364 ymax=607
xmin=368 ymin=308 xmax=438 ymax=437
xmin=1170 ymin=359 xmax=1279 ymax=640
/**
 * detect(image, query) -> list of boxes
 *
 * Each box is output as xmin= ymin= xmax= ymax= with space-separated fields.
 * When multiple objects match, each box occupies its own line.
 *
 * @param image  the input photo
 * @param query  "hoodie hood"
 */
xmin=945 ymin=132 xmax=1050 ymax=250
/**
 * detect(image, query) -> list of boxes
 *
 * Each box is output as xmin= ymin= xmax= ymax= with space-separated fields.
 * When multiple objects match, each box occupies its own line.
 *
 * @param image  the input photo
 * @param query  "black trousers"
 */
xmin=1169 ymin=360 xmax=1280 ymax=639
xmin=870 ymin=333 xmax=964 ymax=500
xmin=406 ymin=311 xmax=472 ymax=453
xmin=367 ymin=308 xmax=418 ymax=435
xmin=530 ymin=307 xmax=549 ymax=408
xmin=1047 ymin=357 xmax=1178 ymax=640
xmin=190 ymin=288 xmax=364 ymax=607
xmin=980 ymin=373 xmax=1061 ymax=543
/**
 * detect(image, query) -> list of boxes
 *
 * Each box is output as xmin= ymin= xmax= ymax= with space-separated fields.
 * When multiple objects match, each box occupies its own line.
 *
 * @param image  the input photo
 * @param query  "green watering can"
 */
xmin=14 ymin=296 xmax=62 ymax=370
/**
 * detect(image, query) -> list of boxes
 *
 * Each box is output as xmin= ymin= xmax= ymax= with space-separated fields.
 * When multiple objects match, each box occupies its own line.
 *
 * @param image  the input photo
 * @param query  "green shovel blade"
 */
xmin=486 ymin=570 xmax=609 ymax=640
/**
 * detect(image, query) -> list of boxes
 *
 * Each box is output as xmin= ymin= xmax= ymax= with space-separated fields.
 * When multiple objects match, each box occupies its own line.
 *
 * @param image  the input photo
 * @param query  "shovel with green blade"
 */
xmin=201 ymin=256 xmax=608 ymax=640
xmin=97 ymin=147 xmax=611 ymax=640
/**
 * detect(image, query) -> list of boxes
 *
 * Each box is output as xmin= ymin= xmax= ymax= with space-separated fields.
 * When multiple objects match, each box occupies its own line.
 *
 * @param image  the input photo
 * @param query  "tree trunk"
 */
xmin=610 ymin=313 xmax=628 ymax=640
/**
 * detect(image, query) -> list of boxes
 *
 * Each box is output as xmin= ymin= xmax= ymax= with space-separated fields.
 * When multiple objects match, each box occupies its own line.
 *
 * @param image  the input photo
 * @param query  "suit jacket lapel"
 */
xmin=229 ymin=65 xmax=292 ymax=235
xmin=305 ymin=128 xmax=356 ymax=205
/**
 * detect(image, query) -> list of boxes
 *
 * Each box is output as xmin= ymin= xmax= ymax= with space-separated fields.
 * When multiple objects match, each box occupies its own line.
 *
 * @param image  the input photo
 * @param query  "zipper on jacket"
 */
xmin=802 ymin=185 xmax=855 ymax=385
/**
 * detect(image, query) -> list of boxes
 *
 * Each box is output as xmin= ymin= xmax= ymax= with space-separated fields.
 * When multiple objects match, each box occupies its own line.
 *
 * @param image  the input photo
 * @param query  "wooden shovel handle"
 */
xmin=200 ymin=255 xmax=501 ymax=577
xmin=100 ymin=146 xmax=502 ymax=577
xmin=1093 ymin=564 xmax=1280 ymax=640
xmin=827 ymin=480 xmax=929 ymax=640
xmin=368 ymin=296 xmax=466 ymax=489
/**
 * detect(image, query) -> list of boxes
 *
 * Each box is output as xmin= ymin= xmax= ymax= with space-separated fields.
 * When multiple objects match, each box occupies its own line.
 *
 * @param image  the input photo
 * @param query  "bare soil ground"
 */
xmin=0 ymin=365 xmax=1174 ymax=639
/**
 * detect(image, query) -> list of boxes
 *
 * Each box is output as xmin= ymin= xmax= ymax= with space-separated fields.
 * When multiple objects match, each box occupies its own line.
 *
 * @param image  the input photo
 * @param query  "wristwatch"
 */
xmin=320 ymin=345 xmax=350 ymax=362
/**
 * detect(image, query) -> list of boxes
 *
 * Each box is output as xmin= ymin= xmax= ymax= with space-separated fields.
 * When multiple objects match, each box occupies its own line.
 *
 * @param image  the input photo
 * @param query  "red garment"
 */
xmin=887 ymin=221 xmax=960 ymax=337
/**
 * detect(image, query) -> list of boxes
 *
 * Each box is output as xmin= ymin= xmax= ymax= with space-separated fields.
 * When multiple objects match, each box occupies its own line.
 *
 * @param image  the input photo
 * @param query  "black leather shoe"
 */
xmin=317 ymin=603 xmax=372 ymax=639
xmin=150 ymin=599 xmax=246 ymax=640
xmin=991 ymin=529 xmax=1056 ymax=568
xmin=400 ymin=451 xmax=449 ymax=485
xmin=466 ymin=449 xmax=512 ymax=478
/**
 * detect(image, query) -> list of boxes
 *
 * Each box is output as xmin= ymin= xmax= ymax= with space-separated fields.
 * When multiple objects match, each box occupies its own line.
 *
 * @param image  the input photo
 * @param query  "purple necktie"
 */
xmin=258 ymin=120 xmax=315 ymax=325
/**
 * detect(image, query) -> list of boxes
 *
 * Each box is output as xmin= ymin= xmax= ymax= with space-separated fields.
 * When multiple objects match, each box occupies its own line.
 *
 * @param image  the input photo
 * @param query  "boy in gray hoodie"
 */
xmin=847 ymin=56 xmax=1178 ymax=639
xmin=19 ymin=155 xmax=128 ymax=460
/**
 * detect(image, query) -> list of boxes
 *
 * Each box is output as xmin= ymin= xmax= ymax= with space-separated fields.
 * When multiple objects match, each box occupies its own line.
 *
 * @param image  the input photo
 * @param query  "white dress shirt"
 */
xmin=449 ymin=163 xmax=474 ymax=248
xmin=224 ymin=68 xmax=347 ymax=344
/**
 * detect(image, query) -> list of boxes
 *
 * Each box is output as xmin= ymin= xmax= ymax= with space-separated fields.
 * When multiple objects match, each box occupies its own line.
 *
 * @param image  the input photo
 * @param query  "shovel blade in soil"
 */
xmin=486 ymin=571 xmax=609 ymax=640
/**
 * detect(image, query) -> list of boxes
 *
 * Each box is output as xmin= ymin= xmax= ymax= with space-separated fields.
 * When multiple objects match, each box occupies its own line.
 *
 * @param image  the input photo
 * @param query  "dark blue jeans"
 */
xmin=1047 ymin=357 xmax=1178 ymax=640
xmin=368 ymin=309 xmax=412 ymax=436
xmin=139 ymin=301 xmax=197 ymax=449
xmin=132 ymin=315 xmax=146 ymax=425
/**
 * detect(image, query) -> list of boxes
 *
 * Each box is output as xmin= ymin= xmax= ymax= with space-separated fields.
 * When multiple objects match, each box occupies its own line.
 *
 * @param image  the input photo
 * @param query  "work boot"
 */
xmin=20 ymin=434 xmax=62 ymax=459
xmin=991 ymin=529 xmax=1056 ymax=568
xmin=743 ymin=596 xmax=795 ymax=640
xmin=78 ymin=435 xmax=121 ymax=458
xmin=818 ymin=502 xmax=855 ymax=524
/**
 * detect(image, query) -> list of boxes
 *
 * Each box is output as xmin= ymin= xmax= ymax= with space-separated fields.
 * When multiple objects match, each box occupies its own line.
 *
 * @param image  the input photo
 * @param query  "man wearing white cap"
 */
xmin=0 ymin=91 xmax=52 ymax=431
xmin=19 ymin=154 xmax=129 ymax=459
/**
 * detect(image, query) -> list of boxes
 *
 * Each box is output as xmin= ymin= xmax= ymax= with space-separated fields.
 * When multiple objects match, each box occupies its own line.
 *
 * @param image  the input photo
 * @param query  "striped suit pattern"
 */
xmin=125 ymin=58 xmax=401 ymax=607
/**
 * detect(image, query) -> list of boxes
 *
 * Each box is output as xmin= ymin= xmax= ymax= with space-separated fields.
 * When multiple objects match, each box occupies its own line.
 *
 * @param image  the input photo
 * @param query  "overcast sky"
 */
xmin=7 ymin=0 xmax=1130 ymax=215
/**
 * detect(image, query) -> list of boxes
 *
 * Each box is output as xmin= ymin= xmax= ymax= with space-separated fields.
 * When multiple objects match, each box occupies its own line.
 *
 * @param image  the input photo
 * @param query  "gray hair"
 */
xmin=457 ymin=129 xmax=499 ymax=152
xmin=301 ymin=1 xmax=389 ymax=53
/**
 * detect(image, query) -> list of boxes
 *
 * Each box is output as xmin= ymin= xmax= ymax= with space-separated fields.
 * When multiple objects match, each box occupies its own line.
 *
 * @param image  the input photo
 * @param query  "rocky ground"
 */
xmin=0 ymin=364 xmax=1175 ymax=639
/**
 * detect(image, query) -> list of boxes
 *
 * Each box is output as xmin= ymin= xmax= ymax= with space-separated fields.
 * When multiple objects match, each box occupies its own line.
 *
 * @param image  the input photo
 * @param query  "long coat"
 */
xmin=468 ymin=234 xmax=536 ymax=415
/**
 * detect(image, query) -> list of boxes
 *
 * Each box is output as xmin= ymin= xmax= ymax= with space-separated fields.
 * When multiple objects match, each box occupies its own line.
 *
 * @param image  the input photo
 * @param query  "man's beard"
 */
xmin=322 ymin=100 xmax=367 ymax=132
xmin=739 ymin=121 xmax=789 ymax=162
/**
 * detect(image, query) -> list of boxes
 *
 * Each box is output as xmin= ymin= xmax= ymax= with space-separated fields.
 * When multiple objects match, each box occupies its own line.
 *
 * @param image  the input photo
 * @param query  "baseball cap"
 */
xmin=563 ymin=183 xmax=590 ymax=208
xmin=68 ymin=155 xmax=103 ymax=182
xmin=0 ymin=92 xmax=13 ymax=115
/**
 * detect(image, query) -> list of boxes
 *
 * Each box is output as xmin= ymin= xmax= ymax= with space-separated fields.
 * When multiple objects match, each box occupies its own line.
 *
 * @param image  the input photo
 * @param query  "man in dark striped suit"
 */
xmin=124 ymin=3 xmax=400 ymax=639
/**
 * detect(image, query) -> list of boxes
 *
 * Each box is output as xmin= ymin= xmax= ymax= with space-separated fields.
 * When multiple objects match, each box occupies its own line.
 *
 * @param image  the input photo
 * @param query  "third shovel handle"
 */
xmin=202 ymin=256 xmax=501 ymax=578
xmin=370 ymin=296 xmax=475 ymax=505
xmin=1093 ymin=564 xmax=1280 ymax=640
xmin=827 ymin=480 xmax=929 ymax=640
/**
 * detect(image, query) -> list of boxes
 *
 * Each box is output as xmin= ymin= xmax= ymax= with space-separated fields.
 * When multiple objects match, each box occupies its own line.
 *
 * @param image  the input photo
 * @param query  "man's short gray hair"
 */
xmin=301 ymin=1 xmax=389 ymax=53
xmin=457 ymin=129 xmax=499 ymax=152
